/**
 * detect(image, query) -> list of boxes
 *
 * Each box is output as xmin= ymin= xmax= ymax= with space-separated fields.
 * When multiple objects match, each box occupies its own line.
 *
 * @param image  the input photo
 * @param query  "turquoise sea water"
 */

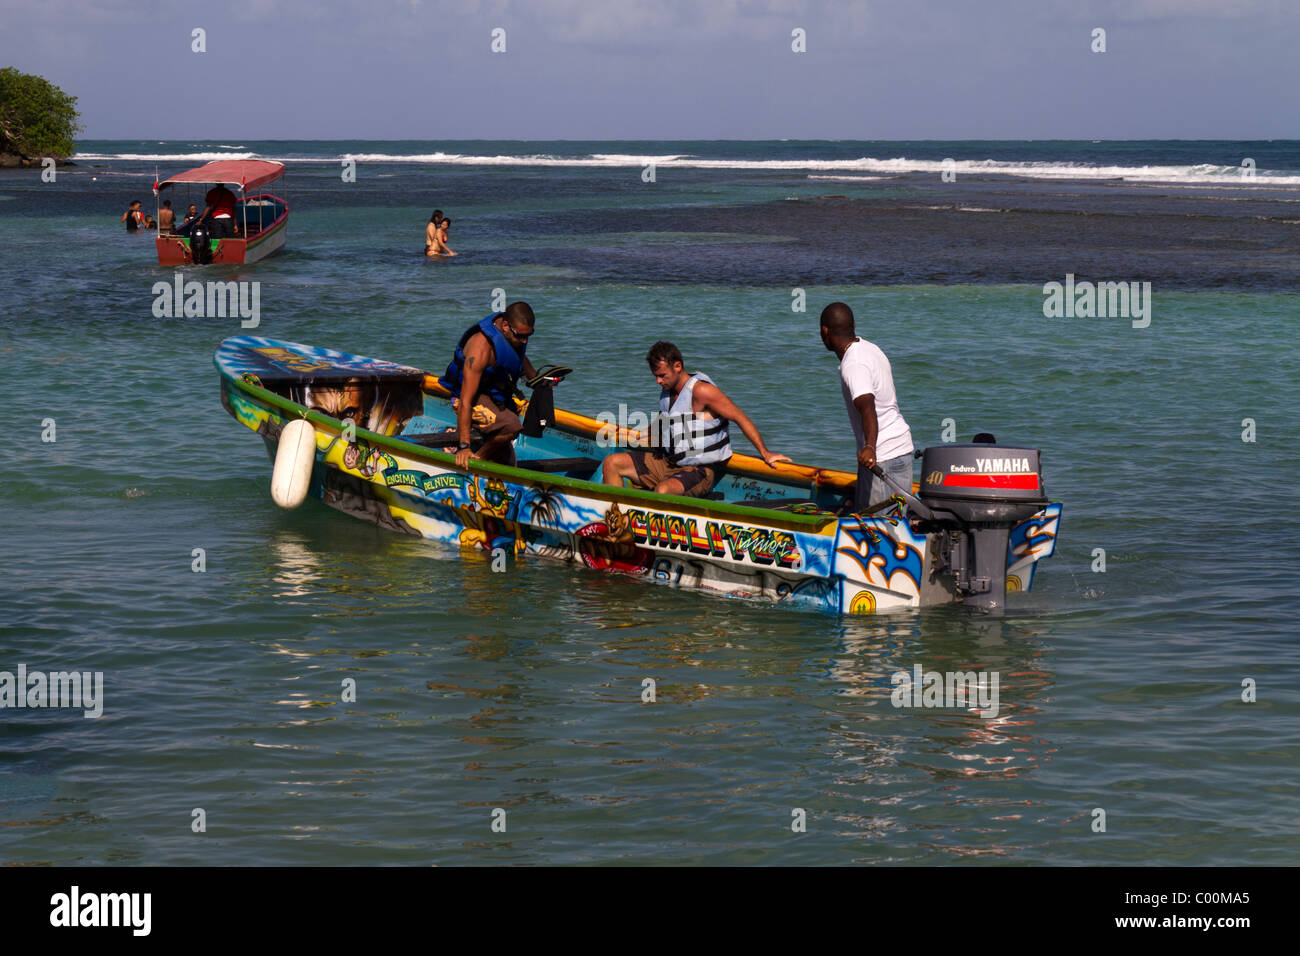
xmin=1 ymin=141 xmax=1297 ymax=864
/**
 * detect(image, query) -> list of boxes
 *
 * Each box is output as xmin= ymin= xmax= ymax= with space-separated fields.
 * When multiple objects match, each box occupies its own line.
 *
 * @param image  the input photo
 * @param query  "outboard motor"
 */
xmin=189 ymin=222 xmax=213 ymax=264
xmin=917 ymin=443 xmax=1049 ymax=611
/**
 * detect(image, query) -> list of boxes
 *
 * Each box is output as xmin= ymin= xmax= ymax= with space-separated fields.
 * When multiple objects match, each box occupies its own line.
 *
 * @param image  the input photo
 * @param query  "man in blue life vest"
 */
xmin=819 ymin=301 xmax=915 ymax=512
xmin=438 ymin=302 xmax=540 ymax=469
xmin=601 ymin=341 xmax=789 ymax=498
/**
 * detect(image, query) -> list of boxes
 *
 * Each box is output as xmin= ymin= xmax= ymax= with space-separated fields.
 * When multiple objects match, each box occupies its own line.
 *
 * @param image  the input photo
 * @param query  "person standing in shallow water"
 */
xmin=425 ymin=209 xmax=446 ymax=256
xmin=819 ymin=301 xmax=915 ymax=513
xmin=436 ymin=217 xmax=456 ymax=256
xmin=121 ymin=200 xmax=144 ymax=231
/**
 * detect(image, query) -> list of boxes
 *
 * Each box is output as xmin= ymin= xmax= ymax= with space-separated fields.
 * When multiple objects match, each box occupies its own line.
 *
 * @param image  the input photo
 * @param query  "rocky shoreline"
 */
xmin=0 ymin=152 xmax=76 ymax=168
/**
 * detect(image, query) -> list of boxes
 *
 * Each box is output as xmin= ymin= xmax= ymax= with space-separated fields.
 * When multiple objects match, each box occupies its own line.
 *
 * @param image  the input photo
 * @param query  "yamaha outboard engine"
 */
xmin=916 ymin=443 xmax=1049 ymax=611
xmin=189 ymin=222 xmax=213 ymax=264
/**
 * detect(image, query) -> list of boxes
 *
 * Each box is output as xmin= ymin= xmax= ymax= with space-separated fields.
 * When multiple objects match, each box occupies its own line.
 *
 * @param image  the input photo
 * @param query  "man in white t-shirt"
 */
xmin=819 ymin=302 xmax=914 ymax=512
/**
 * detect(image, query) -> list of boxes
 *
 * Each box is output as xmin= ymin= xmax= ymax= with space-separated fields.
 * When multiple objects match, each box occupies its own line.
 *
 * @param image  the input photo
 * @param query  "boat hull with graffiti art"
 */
xmin=216 ymin=336 xmax=1063 ymax=616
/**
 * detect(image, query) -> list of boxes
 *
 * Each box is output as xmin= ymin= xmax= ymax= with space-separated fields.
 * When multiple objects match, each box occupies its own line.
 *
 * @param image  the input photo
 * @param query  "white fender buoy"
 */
xmin=271 ymin=419 xmax=316 ymax=509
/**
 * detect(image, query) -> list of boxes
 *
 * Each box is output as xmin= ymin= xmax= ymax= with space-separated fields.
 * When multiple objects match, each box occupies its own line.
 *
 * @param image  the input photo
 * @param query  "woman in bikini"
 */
xmin=425 ymin=210 xmax=447 ymax=257
xmin=436 ymin=218 xmax=457 ymax=256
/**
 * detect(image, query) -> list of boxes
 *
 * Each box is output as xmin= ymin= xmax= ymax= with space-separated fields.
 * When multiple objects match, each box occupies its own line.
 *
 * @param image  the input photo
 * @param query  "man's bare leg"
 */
xmin=477 ymin=433 xmax=517 ymax=467
xmin=601 ymin=452 xmax=637 ymax=487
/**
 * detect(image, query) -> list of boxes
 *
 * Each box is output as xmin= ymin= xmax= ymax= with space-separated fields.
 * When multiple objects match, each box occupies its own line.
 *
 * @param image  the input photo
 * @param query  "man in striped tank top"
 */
xmin=601 ymin=341 xmax=789 ymax=498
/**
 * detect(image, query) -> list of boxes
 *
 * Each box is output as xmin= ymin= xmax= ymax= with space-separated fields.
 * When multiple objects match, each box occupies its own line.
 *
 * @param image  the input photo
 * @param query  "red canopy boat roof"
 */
xmin=157 ymin=160 xmax=285 ymax=192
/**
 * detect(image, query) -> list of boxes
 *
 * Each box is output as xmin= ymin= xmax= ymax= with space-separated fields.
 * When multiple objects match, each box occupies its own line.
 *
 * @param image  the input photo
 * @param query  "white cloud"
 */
xmin=481 ymin=0 xmax=875 ymax=47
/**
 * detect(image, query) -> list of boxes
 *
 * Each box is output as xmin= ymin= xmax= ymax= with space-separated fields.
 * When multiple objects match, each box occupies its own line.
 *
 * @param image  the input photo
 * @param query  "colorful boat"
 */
xmin=154 ymin=160 xmax=288 ymax=265
xmin=216 ymin=336 xmax=1063 ymax=616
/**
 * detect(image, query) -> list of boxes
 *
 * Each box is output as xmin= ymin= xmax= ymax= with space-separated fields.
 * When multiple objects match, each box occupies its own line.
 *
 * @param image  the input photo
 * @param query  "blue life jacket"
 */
xmin=438 ymin=313 xmax=527 ymax=405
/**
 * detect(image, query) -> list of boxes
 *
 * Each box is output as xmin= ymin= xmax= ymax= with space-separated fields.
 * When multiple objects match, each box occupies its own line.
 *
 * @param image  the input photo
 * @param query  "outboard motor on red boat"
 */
xmin=189 ymin=222 xmax=213 ymax=264
xmin=872 ymin=438 xmax=1049 ymax=611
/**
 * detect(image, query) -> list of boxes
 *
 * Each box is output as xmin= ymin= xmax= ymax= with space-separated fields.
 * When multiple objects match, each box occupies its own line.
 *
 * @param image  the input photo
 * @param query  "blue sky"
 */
xmin=2 ymin=0 xmax=1295 ymax=139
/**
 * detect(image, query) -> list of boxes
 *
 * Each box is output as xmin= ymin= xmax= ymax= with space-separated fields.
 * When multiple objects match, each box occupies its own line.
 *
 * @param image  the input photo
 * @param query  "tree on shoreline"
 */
xmin=0 ymin=67 xmax=83 ymax=159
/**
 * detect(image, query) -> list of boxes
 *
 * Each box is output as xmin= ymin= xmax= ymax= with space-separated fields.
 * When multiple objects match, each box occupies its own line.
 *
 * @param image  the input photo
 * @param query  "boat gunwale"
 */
xmin=417 ymin=375 xmax=861 ymax=496
xmin=241 ymin=206 xmax=290 ymax=249
xmin=219 ymin=367 xmax=846 ymax=534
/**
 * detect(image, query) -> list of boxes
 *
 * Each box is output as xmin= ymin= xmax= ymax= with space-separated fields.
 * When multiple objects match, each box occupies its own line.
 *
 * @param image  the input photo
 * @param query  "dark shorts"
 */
xmin=628 ymin=450 xmax=729 ymax=498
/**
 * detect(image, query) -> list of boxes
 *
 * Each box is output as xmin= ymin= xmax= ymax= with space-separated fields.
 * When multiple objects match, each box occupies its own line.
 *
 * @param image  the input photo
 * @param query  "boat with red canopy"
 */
xmin=154 ymin=159 xmax=289 ymax=265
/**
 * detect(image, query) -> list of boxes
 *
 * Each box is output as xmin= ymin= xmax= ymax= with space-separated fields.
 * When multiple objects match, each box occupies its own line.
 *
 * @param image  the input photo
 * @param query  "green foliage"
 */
xmin=0 ymin=67 xmax=83 ymax=158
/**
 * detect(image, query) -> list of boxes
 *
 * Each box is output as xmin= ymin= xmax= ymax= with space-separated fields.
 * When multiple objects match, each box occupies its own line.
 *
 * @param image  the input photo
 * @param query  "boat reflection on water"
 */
xmin=820 ymin=613 xmax=1061 ymax=855
xmin=268 ymin=534 xmax=323 ymax=600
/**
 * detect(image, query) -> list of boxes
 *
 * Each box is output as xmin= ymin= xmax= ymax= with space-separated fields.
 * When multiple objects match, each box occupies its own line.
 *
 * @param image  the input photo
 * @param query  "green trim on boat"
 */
xmin=219 ymin=370 xmax=840 ymax=533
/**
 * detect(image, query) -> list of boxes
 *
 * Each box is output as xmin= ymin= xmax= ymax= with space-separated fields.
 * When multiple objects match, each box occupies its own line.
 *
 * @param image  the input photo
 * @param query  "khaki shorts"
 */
xmin=452 ymin=393 xmax=521 ymax=439
xmin=629 ymin=449 xmax=729 ymax=498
